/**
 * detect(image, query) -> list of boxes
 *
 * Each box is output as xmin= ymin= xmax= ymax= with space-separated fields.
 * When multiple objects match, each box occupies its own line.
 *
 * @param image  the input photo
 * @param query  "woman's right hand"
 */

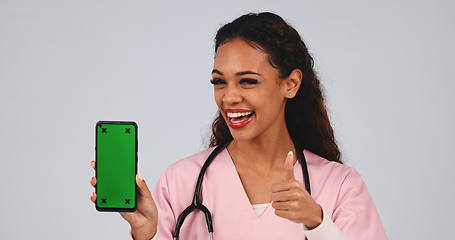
xmin=89 ymin=160 xmax=158 ymax=240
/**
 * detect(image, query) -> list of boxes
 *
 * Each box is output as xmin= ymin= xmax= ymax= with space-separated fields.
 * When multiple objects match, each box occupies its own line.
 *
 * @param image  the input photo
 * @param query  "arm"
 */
xmin=150 ymin=171 xmax=177 ymax=240
xmin=300 ymin=167 xmax=387 ymax=240
xmin=331 ymin=167 xmax=388 ymax=239
xmin=129 ymin=171 xmax=174 ymax=240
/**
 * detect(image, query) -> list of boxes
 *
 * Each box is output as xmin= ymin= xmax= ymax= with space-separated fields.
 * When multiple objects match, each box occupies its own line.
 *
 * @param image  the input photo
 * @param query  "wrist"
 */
xmin=304 ymin=204 xmax=323 ymax=230
xmin=131 ymin=229 xmax=156 ymax=240
xmin=131 ymin=221 xmax=157 ymax=240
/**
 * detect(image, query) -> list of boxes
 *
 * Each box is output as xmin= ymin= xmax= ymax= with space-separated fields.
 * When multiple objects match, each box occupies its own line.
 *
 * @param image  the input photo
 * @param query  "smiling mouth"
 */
xmin=226 ymin=111 xmax=255 ymax=128
xmin=228 ymin=111 xmax=254 ymax=122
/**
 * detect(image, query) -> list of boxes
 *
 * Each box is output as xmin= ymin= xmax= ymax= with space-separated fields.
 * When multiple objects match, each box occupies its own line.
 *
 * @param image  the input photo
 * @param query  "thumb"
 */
xmin=136 ymin=173 xmax=153 ymax=199
xmin=284 ymin=151 xmax=296 ymax=182
xmin=135 ymin=173 xmax=158 ymax=221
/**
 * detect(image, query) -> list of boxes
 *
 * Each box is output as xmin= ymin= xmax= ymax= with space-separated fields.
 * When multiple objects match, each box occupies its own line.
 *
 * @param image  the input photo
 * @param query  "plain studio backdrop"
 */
xmin=1 ymin=0 xmax=454 ymax=239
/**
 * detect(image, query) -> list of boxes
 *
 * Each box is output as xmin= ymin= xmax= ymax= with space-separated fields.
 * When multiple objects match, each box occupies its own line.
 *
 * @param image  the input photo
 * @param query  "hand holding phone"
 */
xmin=89 ymin=122 xmax=158 ymax=239
xmin=89 ymin=164 xmax=158 ymax=239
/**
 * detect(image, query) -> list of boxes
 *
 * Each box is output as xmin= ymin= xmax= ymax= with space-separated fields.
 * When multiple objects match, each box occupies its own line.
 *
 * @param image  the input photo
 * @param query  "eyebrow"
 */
xmin=211 ymin=69 xmax=261 ymax=76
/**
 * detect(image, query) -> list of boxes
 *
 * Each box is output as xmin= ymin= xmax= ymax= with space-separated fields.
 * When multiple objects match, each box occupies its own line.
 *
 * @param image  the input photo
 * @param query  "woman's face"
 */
xmin=211 ymin=38 xmax=297 ymax=142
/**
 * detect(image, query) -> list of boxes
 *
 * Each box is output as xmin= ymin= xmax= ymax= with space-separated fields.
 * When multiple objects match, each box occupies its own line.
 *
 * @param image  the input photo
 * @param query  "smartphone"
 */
xmin=95 ymin=121 xmax=137 ymax=212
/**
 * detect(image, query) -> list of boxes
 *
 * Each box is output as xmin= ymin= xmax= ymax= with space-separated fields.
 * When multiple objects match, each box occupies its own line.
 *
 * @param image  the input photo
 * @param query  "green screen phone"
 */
xmin=95 ymin=121 xmax=137 ymax=212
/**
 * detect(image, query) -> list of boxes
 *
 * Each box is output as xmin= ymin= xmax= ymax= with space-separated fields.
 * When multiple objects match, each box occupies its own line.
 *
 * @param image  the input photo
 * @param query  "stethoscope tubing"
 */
xmin=172 ymin=140 xmax=311 ymax=240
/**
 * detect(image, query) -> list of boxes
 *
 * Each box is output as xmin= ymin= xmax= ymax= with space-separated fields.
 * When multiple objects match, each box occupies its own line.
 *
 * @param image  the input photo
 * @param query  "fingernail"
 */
xmin=288 ymin=151 xmax=293 ymax=158
xmin=137 ymin=173 xmax=144 ymax=182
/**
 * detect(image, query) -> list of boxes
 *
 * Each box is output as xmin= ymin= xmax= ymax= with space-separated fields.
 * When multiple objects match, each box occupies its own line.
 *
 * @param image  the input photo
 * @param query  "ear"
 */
xmin=281 ymin=68 xmax=302 ymax=99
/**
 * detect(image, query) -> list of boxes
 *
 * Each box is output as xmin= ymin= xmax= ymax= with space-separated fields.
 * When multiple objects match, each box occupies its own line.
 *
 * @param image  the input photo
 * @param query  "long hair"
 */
xmin=208 ymin=12 xmax=342 ymax=163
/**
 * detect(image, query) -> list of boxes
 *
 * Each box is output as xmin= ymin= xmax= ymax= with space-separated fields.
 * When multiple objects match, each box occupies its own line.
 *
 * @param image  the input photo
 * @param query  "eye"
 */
xmin=240 ymin=78 xmax=258 ymax=84
xmin=210 ymin=78 xmax=226 ymax=85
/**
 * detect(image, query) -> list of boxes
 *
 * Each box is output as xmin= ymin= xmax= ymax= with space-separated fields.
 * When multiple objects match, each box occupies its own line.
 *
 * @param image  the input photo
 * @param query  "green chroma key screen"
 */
xmin=95 ymin=121 xmax=137 ymax=212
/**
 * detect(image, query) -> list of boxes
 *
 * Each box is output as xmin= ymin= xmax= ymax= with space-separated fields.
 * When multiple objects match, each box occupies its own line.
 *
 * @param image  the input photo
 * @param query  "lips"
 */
xmin=224 ymin=109 xmax=255 ymax=129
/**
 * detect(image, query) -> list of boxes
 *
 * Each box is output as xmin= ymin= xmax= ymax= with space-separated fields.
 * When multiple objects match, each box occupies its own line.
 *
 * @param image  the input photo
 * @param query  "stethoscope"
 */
xmin=172 ymin=139 xmax=311 ymax=240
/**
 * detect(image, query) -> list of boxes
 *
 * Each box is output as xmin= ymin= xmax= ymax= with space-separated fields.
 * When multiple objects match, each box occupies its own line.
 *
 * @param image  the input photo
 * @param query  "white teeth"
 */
xmin=227 ymin=111 xmax=253 ymax=118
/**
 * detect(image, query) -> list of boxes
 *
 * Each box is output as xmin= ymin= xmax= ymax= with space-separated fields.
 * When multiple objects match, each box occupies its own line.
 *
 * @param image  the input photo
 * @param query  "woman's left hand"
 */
xmin=271 ymin=151 xmax=323 ymax=229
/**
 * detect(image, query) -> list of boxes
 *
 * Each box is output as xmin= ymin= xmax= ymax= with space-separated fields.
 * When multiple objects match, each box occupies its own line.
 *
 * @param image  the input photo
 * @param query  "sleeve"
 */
xmin=302 ymin=204 xmax=347 ymax=240
xmin=152 ymin=171 xmax=177 ymax=240
xmin=129 ymin=172 xmax=175 ymax=240
xmin=331 ymin=167 xmax=388 ymax=240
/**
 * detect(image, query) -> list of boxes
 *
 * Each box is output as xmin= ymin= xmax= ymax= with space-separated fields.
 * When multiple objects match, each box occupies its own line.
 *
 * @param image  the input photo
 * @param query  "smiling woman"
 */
xmin=89 ymin=11 xmax=387 ymax=240
xmin=208 ymin=14 xmax=341 ymax=165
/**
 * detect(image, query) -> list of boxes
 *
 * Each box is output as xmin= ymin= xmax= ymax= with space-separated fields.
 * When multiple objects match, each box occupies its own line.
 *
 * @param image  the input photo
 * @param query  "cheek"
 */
xmin=256 ymin=93 xmax=284 ymax=118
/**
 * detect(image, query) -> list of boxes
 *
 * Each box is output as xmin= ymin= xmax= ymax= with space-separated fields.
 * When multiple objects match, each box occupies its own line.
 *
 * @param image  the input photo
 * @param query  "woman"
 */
xmin=89 ymin=12 xmax=387 ymax=240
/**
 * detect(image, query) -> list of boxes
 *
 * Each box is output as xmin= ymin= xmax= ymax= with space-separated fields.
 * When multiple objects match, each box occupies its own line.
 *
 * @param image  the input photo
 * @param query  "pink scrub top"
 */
xmin=152 ymin=146 xmax=388 ymax=239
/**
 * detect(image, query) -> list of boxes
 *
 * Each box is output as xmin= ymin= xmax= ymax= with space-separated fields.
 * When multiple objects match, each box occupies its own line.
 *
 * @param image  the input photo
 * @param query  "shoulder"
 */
xmin=163 ymin=146 xmax=216 ymax=177
xmin=154 ymin=147 xmax=214 ymax=199
xmin=303 ymin=149 xmax=367 ymax=201
xmin=152 ymin=146 xmax=218 ymax=209
xmin=303 ymin=149 xmax=372 ymax=209
xmin=155 ymin=146 xmax=217 ymax=191
xmin=303 ymin=149 xmax=355 ymax=181
xmin=302 ymin=153 xmax=388 ymax=238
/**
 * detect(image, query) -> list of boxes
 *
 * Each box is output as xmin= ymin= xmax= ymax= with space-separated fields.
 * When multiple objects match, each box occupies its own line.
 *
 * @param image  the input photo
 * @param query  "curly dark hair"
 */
xmin=208 ymin=12 xmax=342 ymax=163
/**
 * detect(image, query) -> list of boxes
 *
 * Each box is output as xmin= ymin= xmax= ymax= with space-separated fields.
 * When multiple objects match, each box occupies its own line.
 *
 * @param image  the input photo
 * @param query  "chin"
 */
xmin=229 ymin=129 xmax=259 ymax=143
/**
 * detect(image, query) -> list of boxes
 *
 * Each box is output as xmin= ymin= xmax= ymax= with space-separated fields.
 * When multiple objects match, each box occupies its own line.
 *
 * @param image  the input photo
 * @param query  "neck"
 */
xmin=227 ymin=113 xmax=297 ymax=173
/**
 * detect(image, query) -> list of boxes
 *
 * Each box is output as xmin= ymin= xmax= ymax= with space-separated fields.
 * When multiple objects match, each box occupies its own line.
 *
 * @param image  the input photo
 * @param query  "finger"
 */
xmin=271 ymin=181 xmax=301 ymax=193
xmin=272 ymin=199 xmax=299 ymax=211
xmin=271 ymin=189 xmax=302 ymax=202
xmin=284 ymin=151 xmax=296 ymax=181
xmin=90 ymin=192 xmax=97 ymax=203
xmin=89 ymin=160 xmax=96 ymax=170
xmin=274 ymin=209 xmax=296 ymax=221
xmin=90 ymin=176 xmax=97 ymax=187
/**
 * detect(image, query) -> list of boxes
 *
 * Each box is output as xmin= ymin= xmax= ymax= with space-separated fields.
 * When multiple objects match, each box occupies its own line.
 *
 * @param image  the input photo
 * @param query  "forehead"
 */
xmin=213 ymin=38 xmax=271 ymax=72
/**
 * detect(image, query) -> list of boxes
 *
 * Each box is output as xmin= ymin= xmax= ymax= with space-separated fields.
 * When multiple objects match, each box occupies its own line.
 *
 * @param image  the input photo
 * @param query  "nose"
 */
xmin=222 ymin=85 xmax=243 ymax=105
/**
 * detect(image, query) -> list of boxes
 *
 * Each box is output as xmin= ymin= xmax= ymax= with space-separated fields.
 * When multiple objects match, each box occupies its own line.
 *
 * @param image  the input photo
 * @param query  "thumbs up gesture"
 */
xmin=271 ymin=151 xmax=323 ymax=230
